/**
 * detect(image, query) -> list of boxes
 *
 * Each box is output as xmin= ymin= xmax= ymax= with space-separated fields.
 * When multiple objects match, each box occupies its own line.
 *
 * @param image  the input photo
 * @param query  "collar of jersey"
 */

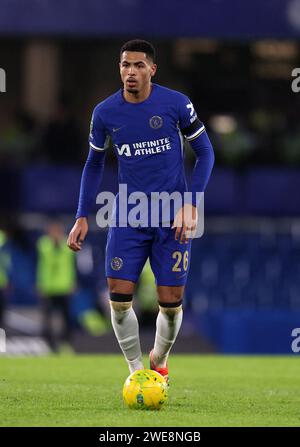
xmin=119 ymin=83 xmax=157 ymax=105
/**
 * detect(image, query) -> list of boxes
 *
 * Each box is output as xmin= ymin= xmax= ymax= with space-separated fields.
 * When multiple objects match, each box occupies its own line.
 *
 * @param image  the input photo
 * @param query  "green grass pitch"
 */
xmin=0 ymin=354 xmax=299 ymax=427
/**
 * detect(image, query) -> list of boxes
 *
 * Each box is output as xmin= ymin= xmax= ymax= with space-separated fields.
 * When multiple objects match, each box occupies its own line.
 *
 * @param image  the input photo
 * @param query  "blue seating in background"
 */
xmin=186 ymin=231 xmax=300 ymax=353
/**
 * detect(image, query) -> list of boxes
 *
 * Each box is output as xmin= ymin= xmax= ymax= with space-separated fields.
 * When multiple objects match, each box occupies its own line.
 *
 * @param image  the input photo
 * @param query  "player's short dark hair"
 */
xmin=120 ymin=39 xmax=156 ymax=63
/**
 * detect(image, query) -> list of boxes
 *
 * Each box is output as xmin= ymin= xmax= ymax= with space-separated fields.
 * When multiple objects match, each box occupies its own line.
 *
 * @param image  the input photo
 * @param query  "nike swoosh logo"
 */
xmin=112 ymin=126 xmax=125 ymax=133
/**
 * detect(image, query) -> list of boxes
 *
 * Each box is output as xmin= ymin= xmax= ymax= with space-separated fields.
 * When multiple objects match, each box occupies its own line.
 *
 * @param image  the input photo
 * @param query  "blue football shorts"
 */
xmin=105 ymin=226 xmax=192 ymax=286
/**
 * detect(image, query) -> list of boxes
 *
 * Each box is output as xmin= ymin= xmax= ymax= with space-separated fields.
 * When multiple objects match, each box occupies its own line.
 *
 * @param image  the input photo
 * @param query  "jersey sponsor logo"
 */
xmin=149 ymin=115 xmax=163 ymax=129
xmin=114 ymin=138 xmax=171 ymax=157
xmin=110 ymin=257 xmax=123 ymax=271
xmin=115 ymin=144 xmax=132 ymax=157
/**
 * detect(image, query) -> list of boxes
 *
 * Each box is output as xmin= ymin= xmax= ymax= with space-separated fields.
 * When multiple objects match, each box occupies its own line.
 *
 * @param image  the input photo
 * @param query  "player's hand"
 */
xmin=172 ymin=204 xmax=198 ymax=244
xmin=67 ymin=217 xmax=88 ymax=251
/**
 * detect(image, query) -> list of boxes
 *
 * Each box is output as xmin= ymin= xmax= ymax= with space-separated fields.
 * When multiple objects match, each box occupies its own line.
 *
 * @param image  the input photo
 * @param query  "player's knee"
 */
xmin=158 ymin=300 xmax=183 ymax=319
xmin=110 ymin=300 xmax=132 ymax=312
xmin=157 ymin=285 xmax=184 ymax=303
xmin=107 ymin=278 xmax=135 ymax=295
xmin=109 ymin=293 xmax=133 ymax=321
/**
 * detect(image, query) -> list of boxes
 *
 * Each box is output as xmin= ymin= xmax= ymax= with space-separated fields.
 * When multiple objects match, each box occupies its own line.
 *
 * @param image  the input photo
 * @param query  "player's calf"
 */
xmin=150 ymin=300 xmax=183 ymax=383
xmin=110 ymin=293 xmax=144 ymax=373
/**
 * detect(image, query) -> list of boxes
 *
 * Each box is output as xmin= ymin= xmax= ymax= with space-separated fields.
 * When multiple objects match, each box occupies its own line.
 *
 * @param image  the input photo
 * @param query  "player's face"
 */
xmin=119 ymin=51 xmax=157 ymax=94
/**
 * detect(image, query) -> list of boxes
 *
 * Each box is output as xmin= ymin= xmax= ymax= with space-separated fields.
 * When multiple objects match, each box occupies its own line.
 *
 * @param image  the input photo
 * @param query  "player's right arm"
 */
xmin=67 ymin=107 xmax=109 ymax=252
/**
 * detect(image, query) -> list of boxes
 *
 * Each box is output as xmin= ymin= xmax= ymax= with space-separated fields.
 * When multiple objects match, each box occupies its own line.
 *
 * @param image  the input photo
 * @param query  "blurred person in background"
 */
xmin=36 ymin=220 xmax=76 ymax=352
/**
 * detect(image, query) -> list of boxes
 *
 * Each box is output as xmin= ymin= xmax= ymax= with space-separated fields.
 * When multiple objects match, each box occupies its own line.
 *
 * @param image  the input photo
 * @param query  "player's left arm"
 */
xmin=173 ymin=96 xmax=215 ymax=243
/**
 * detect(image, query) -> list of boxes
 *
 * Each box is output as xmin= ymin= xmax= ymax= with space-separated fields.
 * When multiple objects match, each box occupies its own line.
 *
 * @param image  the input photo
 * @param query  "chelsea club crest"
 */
xmin=111 ymin=257 xmax=123 ymax=271
xmin=149 ymin=116 xmax=163 ymax=129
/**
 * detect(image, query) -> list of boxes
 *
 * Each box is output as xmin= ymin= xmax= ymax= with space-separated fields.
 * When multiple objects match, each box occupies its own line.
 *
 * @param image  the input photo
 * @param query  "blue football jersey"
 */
xmin=89 ymin=83 xmax=205 ymax=198
xmin=76 ymin=83 xmax=214 ymax=284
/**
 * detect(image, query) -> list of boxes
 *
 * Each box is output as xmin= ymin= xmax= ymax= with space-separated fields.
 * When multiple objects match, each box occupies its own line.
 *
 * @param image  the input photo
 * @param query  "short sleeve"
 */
xmin=88 ymin=107 xmax=109 ymax=152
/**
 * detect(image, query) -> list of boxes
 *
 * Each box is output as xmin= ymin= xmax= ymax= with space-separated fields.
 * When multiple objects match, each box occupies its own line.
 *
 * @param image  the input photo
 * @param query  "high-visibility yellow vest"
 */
xmin=36 ymin=235 xmax=76 ymax=296
xmin=0 ymin=231 xmax=9 ymax=289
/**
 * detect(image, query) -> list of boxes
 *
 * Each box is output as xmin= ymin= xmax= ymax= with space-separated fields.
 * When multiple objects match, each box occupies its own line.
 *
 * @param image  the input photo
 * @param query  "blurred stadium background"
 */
xmin=1 ymin=0 xmax=300 ymax=356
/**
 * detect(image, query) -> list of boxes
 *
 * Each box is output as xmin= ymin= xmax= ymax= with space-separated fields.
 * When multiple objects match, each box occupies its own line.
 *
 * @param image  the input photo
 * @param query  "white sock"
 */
xmin=153 ymin=305 xmax=183 ymax=368
xmin=110 ymin=301 xmax=144 ymax=374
